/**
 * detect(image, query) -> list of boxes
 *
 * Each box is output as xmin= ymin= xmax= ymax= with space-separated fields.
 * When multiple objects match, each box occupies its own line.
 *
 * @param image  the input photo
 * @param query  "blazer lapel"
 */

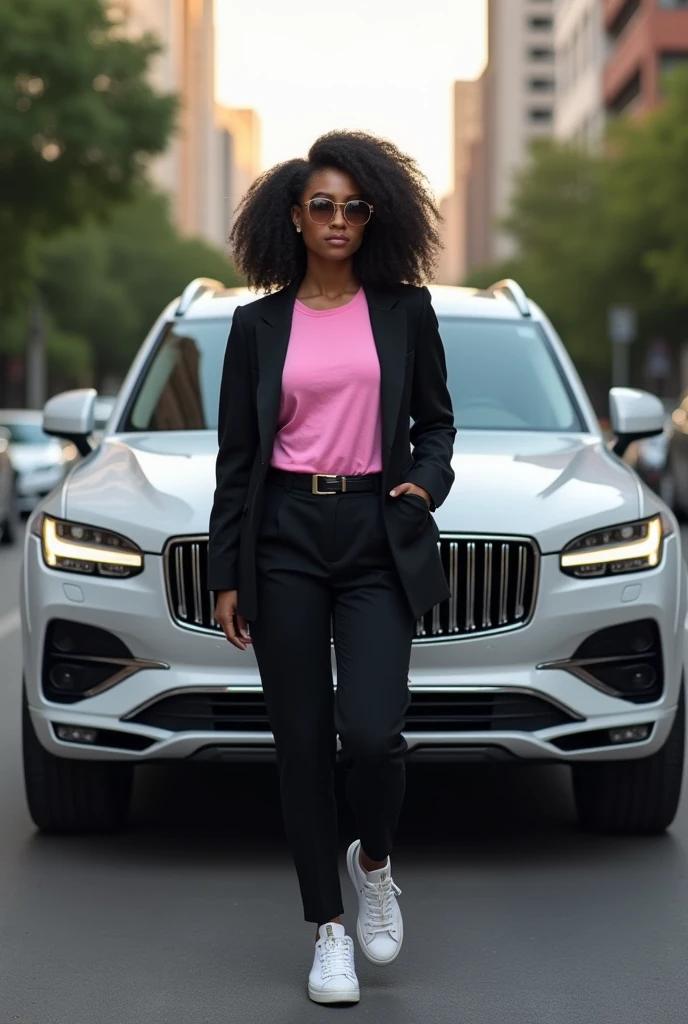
xmin=363 ymin=283 xmax=407 ymax=454
xmin=255 ymin=278 xmax=301 ymax=463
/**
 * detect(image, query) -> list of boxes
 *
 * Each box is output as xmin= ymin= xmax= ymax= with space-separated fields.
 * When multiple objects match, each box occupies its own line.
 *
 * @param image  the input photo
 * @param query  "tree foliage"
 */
xmin=37 ymin=188 xmax=243 ymax=388
xmin=0 ymin=0 xmax=177 ymax=305
xmin=464 ymin=67 xmax=688 ymax=391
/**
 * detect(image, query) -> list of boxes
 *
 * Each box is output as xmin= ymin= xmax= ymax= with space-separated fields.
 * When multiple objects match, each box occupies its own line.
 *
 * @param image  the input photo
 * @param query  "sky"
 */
xmin=215 ymin=0 xmax=487 ymax=202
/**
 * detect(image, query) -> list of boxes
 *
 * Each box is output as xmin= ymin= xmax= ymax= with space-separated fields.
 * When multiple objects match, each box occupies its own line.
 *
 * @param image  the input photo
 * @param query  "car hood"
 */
xmin=63 ymin=430 xmax=640 ymax=554
xmin=437 ymin=432 xmax=640 ymax=552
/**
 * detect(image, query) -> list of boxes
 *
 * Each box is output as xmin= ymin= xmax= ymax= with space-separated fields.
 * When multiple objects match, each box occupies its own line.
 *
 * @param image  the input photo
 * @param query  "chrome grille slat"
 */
xmin=431 ymin=601 xmax=442 ymax=636
xmin=174 ymin=546 xmax=187 ymax=619
xmin=498 ymin=544 xmax=509 ymax=625
xmin=515 ymin=545 xmax=527 ymax=620
xmin=165 ymin=534 xmax=539 ymax=642
xmin=191 ymin=543 xmax=203 ymax=625
xmin=448 ymin=541 xmax=459 ymax=633
xmin=482 ymin=542 xmax=493 ymax=629
xmin=465 ymin=542 xmax=476 ymax=631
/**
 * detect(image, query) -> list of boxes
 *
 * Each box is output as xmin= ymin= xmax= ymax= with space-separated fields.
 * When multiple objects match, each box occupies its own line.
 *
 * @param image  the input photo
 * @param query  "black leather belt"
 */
xmin=267 ymin=468 xmax=382 ymax=495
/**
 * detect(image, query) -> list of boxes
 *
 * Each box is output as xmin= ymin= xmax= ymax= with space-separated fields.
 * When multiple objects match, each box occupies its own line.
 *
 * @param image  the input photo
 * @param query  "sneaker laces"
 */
xmin=319 ymin=936 xmax=356 ymax=982
xmin=362 ymin=876 xmax=402 ymax=936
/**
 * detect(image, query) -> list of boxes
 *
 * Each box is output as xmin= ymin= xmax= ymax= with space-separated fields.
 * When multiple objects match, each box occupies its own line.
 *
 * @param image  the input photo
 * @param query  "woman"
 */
xmin=207 ymin=130 xmax=455 ymax=1005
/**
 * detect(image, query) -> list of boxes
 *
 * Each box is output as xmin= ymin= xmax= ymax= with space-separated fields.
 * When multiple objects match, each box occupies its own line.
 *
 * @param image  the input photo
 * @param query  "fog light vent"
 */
xmin=55 ymin=725 xmax=98 ymax=744
xmin=609 ymin=724 xmax=651 ymax=745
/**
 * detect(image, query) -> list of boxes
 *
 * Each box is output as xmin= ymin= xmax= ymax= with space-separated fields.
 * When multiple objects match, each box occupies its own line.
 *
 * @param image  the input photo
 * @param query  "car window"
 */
xmin=120 ymin=314 xmax=583 ymax=433
xmin=440 ymin=318 xmax=583 ymax=432
xmin=122 ymin=321 xmax=228 ymax=431
xmin=0 ymin=421 xmax=51 ymax=444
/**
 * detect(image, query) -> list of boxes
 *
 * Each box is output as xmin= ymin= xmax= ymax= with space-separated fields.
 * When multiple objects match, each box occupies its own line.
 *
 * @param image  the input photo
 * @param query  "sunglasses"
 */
xmin=301 ymin=198 xmax=374 ymax=227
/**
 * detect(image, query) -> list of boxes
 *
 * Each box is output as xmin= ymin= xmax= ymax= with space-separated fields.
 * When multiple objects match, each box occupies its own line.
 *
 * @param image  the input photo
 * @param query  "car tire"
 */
xmin=22 ymin=684 xmax=133 ymax=834
xmin=573 ymin=682 xmax=685 ymax=835
xmin=0 ymin=478 xmax=20 ymax=545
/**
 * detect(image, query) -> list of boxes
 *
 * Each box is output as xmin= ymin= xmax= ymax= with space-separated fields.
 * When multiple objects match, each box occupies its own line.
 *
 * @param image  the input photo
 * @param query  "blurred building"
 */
xmin=120 ymin=0 xmax=222 ymax=246
xmin=479 ymin=0 xmax=556 ymax=260
xmin=554 ymin=0 xmax=607 ymax=145
xmin=437 ymin=81 xmax=483 ymax=284
xmin=604 ymin=0 xmax=688 ymax=116
xmin=215 ymin=107 xmax=262 ymax=242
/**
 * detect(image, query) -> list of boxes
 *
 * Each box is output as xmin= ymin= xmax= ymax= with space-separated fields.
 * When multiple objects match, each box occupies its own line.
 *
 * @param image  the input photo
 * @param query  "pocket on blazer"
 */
xmin=391 ymin=491 xmax=430 ymax=542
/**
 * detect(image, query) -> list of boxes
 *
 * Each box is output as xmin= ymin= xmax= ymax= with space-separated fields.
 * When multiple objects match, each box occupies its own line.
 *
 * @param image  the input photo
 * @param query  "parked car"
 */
xmin=0 ymin=425 xmax=19 ymax=545
xmin=20 ymin=278 xmax=687 ymax=836
xmin=0 ymin=409 xmax=77 ymax=515
xmin=666 ymin=391 xmax=688 ymax=520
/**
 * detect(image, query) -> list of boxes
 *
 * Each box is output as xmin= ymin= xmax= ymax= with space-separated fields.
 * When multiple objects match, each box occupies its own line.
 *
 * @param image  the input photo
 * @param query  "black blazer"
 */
xmin=207 ymin=277 xmax=456 ymax=621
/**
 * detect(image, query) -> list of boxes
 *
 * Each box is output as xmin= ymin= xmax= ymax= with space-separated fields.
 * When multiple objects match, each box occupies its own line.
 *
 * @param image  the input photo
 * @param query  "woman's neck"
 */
xmin=297 ymin=257 xmax=359 ymax=302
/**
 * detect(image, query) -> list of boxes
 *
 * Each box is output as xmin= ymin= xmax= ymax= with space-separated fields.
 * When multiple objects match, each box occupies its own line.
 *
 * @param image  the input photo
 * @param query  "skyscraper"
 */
xmin=603 ymin=0 xmax=688 ymax=117
xmin=554 ymin=0 xmax=606 ymax=147
xmin=215 ymin=107 xmax=262 ymax=242
xmin=120 ymin=0 xmax=221 ymax=245
xmin=436 ymin=81 xmax=483 ymax=284
xmin=481 ymin=0 xmax=556 ymax=260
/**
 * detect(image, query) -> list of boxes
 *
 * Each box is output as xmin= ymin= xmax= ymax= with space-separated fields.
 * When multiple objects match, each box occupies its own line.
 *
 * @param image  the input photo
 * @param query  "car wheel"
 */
xmin=573 ymin=682 xmax=685 ymax=835
xmin=22 ymin=683 xmax=133 ymax=834
xmin=0 ymin=479 xmax=20 ymax=545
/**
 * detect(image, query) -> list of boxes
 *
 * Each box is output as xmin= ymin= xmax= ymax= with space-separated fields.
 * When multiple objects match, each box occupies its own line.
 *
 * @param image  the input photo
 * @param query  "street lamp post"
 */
xmin=608 ymin=305 xmax=637 ymax=388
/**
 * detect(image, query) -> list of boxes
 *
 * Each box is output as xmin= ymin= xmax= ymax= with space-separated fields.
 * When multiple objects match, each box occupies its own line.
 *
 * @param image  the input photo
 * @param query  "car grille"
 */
xmin=126 ymin=689 xmax=573 ymax=734
xmin=165 ymin=534 xmax=539 ymax=642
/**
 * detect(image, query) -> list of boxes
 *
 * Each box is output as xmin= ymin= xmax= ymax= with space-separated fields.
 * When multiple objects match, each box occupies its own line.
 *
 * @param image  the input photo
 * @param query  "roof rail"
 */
xmin=175 ymin=277 xmax=226 ymax=317
xmin=485 ymin=279 xmax=531 ymax=318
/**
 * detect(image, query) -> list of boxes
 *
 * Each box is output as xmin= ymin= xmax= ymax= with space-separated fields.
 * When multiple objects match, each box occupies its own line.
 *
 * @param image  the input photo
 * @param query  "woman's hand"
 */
xmin=389 ymin=482 xmax=432 ymax=507
xmin=214 ymin=590 xmax=252 ymax=650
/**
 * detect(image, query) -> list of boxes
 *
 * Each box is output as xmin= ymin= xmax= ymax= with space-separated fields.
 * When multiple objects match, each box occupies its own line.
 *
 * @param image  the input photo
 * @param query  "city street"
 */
xmin=1 ymin=528 xmax=688 ymax=1022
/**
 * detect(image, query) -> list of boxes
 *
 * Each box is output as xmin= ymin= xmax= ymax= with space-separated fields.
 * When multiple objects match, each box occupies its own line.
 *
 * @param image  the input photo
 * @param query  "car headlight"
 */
xmin=31 ymin=514 xmax=144 ymax=578
xmin=560 ymin=516 xmax=664 ymax=578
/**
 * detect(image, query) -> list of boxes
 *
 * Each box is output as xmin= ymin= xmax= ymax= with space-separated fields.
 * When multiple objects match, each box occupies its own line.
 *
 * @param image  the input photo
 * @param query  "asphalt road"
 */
xmin=2 ymin=528 xmax=688 ymax=1023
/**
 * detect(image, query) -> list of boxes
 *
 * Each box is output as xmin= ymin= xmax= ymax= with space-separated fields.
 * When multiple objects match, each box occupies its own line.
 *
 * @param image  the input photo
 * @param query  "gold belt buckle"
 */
xmin=312 ymin=474 xmax=346 ymax=495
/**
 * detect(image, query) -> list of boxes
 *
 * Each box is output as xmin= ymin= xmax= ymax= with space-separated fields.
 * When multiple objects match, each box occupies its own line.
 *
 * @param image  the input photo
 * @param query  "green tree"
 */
xmin=38 ymin=188 xmax=243 ymax=388
xmin=604 ymin=67 xmax=688 ymax=323
xmin=464 ymin=67 xmax=688 ymax=398
xmin=0 ymin=0 xmax=176 ymax=307
xmin=499 ymin=140 xmax=612 ymax=376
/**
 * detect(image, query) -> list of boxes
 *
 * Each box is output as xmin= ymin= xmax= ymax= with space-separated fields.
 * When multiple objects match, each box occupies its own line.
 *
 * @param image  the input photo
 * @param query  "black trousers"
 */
xmin=249 ymin=474 xmax=414 ymax=924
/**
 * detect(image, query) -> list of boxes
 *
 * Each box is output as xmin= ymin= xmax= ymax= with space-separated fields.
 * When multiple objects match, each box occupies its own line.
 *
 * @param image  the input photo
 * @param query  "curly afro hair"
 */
xmin=229 ymin=130 xmax=442 ymax=292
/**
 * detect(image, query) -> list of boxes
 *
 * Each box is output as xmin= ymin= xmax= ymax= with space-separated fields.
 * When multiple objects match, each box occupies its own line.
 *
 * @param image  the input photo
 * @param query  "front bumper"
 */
xmin=20 ymin=532 xmax=687 ymax=764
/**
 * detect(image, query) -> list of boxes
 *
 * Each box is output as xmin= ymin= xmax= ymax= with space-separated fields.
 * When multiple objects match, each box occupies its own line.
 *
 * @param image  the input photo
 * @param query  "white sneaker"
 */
xmin=308 ymin=922 xmax=360 ymax=1005
xmin=346 ymin=839 xmax=403 ymax=965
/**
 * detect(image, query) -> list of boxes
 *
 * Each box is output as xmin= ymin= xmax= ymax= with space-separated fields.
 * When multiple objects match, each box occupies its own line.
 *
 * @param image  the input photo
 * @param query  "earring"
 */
xmin=296 ymin=226 xmax=301 ymax=233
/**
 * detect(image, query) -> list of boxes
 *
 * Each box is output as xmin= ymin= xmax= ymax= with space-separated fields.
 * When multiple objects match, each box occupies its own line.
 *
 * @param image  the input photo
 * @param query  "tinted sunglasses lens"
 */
xmin=308 ymin=199 xmax=335 ymax=223
xmin=344 ymin=201 xmax=370 ymax=226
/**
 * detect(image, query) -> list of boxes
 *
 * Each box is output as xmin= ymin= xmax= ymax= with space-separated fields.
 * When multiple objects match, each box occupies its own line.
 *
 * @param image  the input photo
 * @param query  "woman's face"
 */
xmin=292 ymin=168 xmax=369 ymax=263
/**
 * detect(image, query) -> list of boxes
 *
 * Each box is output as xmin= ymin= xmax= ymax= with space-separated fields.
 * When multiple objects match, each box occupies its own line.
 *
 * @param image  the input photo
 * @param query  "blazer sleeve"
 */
xmin=403 ymin=286 xmax=456 ymax=511
xmin=207 ymin=305 xmax=258 ymax=592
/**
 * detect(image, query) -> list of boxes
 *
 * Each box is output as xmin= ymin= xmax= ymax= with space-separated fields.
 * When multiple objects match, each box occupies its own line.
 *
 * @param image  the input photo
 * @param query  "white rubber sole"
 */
xmin=307 ymin=982 xmax=360 ymax=1005
xmin=346 ymin=840 xmax=404 ymax=966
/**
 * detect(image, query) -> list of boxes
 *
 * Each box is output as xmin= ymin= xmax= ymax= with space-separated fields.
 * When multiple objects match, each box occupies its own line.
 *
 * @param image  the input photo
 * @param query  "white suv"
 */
xmin=20 ymin=278 xmax=686 ymax=835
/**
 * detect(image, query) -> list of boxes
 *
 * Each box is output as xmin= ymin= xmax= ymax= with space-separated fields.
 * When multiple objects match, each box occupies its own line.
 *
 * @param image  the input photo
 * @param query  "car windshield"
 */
xmin=0 ymin=421 xmax=51 ymax=444
xmin=120 ymin=315 xmax=583 ymax=433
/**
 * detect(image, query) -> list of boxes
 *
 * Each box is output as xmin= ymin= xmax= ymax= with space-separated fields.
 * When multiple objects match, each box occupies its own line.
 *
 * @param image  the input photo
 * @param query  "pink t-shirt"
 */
xmin=270 ymin=286 xmax=383 ymax=476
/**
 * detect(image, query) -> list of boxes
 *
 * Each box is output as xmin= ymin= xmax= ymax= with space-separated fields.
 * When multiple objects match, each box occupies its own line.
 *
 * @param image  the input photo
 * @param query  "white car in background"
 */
xmin=19 ymin=279 xmax=687 ymax=837
xmin=0 ymin=409 xmax=77 ymax=515
xmin=0 ymin=426 xmax=19 ymax=545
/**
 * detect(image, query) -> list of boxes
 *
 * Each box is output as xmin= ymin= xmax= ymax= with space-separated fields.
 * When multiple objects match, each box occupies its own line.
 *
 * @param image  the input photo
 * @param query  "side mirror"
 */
xmin=609 ymin=387 xmax=665 ymax=457
xmin=43 ymin=389 xmax=97 ymax=457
